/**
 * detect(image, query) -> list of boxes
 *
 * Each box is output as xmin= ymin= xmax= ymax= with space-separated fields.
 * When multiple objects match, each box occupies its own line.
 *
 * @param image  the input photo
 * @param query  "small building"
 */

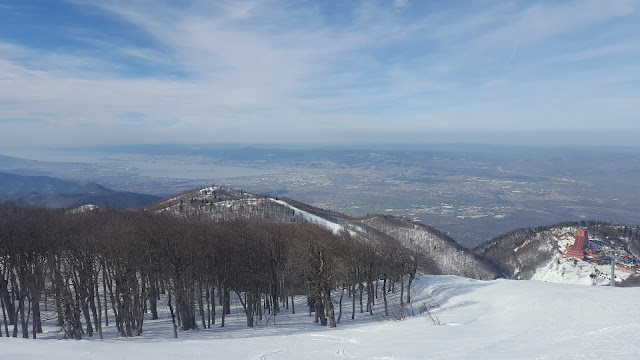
xmin=565 ymin=229 xmax=588 ymax=259
xmin=616 ymin=263 xmax=637 ymax=275
xmin=586 ymin=249 xmax=601 ymax=259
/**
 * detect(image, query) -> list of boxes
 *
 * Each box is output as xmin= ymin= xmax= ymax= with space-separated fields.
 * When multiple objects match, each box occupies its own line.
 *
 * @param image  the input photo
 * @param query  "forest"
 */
xmin=0 ymin=201 xmax=423 ymax=340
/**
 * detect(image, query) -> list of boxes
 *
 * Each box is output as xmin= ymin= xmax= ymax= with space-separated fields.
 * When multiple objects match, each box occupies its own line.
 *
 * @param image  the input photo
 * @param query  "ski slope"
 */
xmin=3 ymin=276 xmax=639 ymax=359
xmin=271 ymin=198 xmax=345 ymax=233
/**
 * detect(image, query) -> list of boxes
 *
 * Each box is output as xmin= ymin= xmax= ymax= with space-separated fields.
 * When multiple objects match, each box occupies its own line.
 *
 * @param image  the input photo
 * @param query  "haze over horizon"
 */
xmin=1 ymin=0 xmax=640 ymax=148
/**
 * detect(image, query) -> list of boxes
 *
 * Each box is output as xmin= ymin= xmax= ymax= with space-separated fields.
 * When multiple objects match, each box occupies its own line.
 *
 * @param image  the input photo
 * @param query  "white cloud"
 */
xmin=1 ymin=0 xmax=639 ymax=147
xmin=474 ymin=0 xmax=638 ymax=50
xmin=549 ymin=42 xmax=640 ymax=63
xmin=393 ymin=0 xmax=409 ymax=8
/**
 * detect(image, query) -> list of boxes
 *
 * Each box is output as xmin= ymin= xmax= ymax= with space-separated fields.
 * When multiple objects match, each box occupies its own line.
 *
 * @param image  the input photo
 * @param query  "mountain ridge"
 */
xmin=145 ymin=186 xmax=640 ymax=285
xmin=143 ymin=186 xmax=502 ymax=280
xmin=0 ymin=171 xmax=160 ymax=209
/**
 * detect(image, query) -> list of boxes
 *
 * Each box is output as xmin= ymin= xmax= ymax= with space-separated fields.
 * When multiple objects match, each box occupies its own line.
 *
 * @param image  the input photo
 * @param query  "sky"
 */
xmin=1 ymin=0 xmax=639 ymax=148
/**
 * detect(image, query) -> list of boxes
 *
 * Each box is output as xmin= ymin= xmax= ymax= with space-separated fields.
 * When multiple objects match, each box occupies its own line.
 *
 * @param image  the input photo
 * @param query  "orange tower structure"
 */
xmin=565 ymin=230 xmax=588 ymax=259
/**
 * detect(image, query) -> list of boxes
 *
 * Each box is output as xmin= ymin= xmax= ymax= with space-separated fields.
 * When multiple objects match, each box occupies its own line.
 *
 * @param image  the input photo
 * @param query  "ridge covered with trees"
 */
xmin=145 ymin=186 xmax=501 ymax=280
xmin=0 ymin=200 xmax=429 ymax=339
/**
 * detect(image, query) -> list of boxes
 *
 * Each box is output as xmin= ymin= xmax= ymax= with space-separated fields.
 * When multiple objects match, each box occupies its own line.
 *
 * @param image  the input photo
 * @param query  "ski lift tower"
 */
xmin=610 ymin=258 xmax=616 ymax=287
xmin=601 ymin=253 xmax=618 ymax=287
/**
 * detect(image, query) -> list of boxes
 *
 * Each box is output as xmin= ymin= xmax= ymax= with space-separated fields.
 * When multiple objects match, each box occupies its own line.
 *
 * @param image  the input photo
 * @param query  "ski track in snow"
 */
xmin=2 ymin=275 xmax=639 ymax=359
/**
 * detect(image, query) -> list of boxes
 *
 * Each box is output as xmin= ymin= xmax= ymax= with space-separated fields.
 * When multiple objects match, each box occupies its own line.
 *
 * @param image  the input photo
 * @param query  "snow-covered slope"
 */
xmin=476 ymin=223 xmax=638 ymax=285
xmin=4 ymin=275 xmax=639 ymax=359
xmin=147 ymin=186 xmax=352 ymax=233
xmin=271 ymin=198 xmax=345 ymax=233
xmin=531 ymin=255 xmax=628 ymax=285
xmin=530 ymin=228 xmax=630 ymax=285
xmin=361 ymin=215 xmax=500 ymax=280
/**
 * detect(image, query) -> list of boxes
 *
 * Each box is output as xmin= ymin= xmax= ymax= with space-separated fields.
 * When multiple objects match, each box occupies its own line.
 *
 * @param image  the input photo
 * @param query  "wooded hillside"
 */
xmin=0 ymin=201 xmax=424 ymax=339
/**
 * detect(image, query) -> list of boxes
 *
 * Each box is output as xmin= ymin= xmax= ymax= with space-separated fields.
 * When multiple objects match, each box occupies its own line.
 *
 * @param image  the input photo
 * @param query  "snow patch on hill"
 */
xmin=68 ymin=204 xmax=99 ymax=213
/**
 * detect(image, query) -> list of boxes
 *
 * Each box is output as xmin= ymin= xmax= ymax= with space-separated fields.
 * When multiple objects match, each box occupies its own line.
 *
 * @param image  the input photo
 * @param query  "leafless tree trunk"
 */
xmin=337 ymin=286 xmax=345 ymax=323
xmin=94 ymin=275 xmax=103 ymax=339
xmin=102 ymin=269 xmax=109 ymax=327
xmin=290 ymin=294 xmax=295 ymax=314
xmin=351 ymin=283 xmax=356 ymax=320
xmin=167 ymin=290 xmax=178 ymax=338
xmin=383 ymin=277 xmax=388 ymax=317
xmin=205 ymin=284 xmax=211 ymax=328
xmin=399 ymin=275 xmax=405 ymax=306
xmin=1 ymin=295 xmax=9 ymax=336
xmin=407 ymin=271 xmax=416 ymax=304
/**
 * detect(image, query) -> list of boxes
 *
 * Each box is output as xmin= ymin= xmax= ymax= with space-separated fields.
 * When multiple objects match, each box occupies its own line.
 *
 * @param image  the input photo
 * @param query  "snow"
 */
xmin=3 ymin=275 xmax=640 ymax=359
xmin=68 ymin=204 xmax=99 ymax=213
xmin=270 ymin=198 xmax=344 ymax=234
xmin=531 ymin=229 xmax=631 ymax=285
xmin=532 ymin=257 xmax=628 ymax=285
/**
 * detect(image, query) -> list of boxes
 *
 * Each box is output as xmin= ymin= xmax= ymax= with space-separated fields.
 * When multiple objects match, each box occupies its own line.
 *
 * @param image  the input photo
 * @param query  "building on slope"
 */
xmin=565 ymin=229 xmax=588 ymax=259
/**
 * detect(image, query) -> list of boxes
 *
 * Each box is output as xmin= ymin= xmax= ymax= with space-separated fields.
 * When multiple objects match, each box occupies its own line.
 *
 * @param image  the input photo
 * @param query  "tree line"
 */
xmin=0 ymin=201 xmax=423 ymax=339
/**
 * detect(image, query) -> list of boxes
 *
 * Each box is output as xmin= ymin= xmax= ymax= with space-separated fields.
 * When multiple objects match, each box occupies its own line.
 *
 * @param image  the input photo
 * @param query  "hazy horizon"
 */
xmin=2 ymin=129 xmax=640 ymax=156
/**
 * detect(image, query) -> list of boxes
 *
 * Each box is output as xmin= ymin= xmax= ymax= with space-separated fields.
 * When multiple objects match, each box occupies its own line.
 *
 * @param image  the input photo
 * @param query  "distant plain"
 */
xmin=2 ymin=144 xmax=639 ymax=247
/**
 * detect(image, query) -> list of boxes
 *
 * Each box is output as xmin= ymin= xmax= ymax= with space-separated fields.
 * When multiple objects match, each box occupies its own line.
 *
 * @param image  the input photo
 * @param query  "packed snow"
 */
xmin=3 ymin=275 xmax=639 ymax=359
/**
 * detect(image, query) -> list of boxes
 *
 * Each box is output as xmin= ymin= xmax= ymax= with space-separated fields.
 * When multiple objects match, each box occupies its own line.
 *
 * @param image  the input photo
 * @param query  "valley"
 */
xmin=2 ymin=155 xmax=640 ymax=359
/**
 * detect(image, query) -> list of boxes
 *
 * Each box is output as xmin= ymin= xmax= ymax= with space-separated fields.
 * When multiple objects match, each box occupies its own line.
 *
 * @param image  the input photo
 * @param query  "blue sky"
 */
xmin=1 ymin=0 xmax=639 ymax=148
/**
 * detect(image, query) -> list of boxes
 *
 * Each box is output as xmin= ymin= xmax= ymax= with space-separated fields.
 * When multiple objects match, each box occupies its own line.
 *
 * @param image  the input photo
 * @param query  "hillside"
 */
xmin=0 ymin=171 xmax=79 ymax=195
xmin=359 ymin=215 xmax=501 ymax=280
xmin=475 ymin=221 xmax=640 ymax=285
xmin=16 ymin=190 xmax=162 ymax=209
xmin=145 ymin=186 xmax=500 ymax=280
xmin=0 ymin=154 xmax=43 ymax=169
xmin=3 ymin=275 xmax=639 ymax=359
xmin=0 ymin=170 xmax=161 ymax=209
